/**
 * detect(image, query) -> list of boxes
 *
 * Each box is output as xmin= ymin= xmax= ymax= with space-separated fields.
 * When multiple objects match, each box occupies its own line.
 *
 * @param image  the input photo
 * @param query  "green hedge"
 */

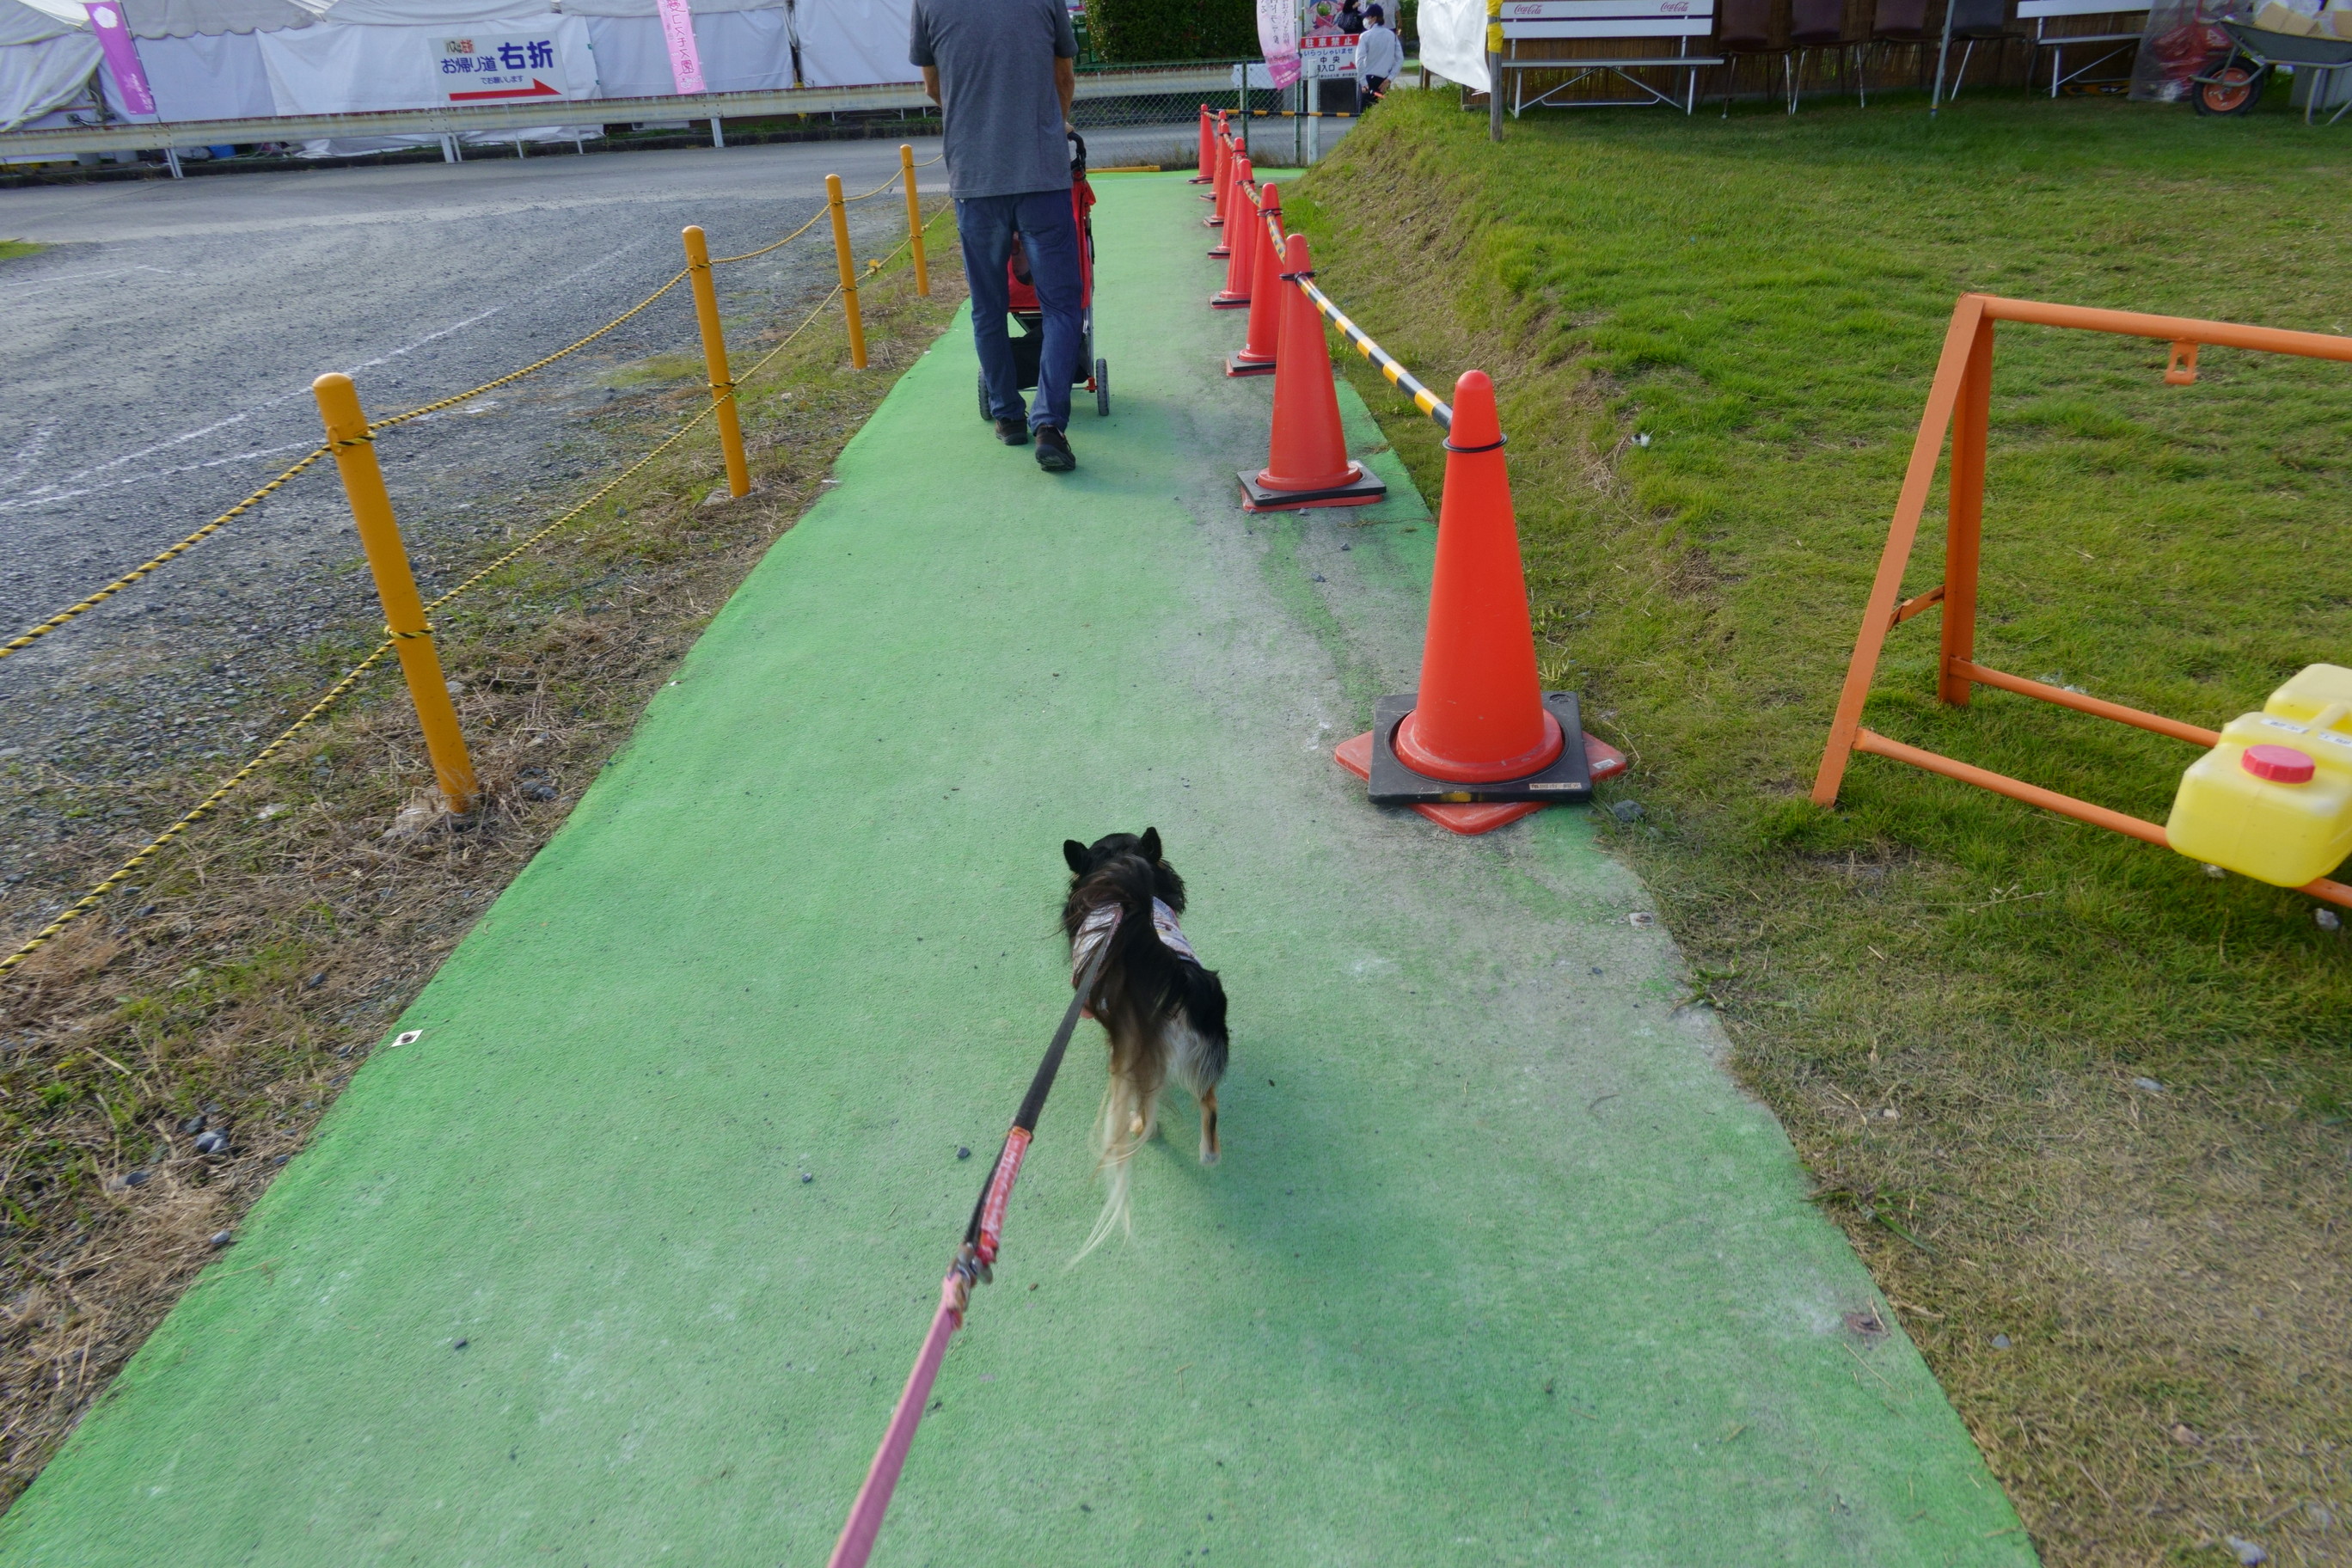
xmin=1083 ymin=0 xmax=1256 ymax=62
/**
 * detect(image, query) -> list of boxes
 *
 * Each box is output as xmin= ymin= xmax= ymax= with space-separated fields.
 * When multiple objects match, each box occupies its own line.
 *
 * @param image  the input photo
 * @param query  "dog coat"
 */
xmin=1071 ymin=898 xmax=1197 ymax=993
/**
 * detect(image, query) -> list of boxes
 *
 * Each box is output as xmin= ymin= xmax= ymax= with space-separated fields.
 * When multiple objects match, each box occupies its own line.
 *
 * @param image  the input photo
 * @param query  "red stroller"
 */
xmin=977 ymin=130 xmax=1109 ymax=422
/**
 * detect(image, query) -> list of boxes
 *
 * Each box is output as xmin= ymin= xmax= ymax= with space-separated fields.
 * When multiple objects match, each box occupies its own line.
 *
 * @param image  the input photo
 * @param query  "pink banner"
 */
xmin=83 ymin=1 xmax=156 ymax=117
xmin=656 ymin=0 xmax=704 ymax=95
xmin=1257 ymin=0 xmax=1302 ymax=88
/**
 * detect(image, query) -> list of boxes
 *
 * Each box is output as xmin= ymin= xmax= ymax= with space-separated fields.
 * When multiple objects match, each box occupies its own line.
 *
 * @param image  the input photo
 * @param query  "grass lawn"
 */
xmin=0 ymin=241 xmax=44 ymax=263
xmin=1291 ymin=88 xmax=2352 ymax=1568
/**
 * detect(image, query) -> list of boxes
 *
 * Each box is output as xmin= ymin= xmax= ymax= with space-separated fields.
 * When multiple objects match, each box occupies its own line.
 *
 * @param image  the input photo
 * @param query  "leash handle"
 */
xmin=974 ymin=1126 xmax=1031 ymax=1267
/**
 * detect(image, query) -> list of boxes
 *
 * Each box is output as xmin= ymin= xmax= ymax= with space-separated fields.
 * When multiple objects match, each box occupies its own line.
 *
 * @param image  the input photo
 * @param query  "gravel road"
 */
xmin=0 ymin=125 xmax=1210 ymax=893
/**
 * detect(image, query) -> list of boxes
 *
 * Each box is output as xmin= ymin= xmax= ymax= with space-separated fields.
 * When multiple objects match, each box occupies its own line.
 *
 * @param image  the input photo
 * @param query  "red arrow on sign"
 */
xmin=448 ymin=77 xmax=562 ymax=101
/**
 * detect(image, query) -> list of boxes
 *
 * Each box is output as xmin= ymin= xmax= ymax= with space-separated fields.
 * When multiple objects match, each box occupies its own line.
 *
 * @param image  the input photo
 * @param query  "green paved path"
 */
xmin=0 ymin=175 xmax=2035 ymax=1567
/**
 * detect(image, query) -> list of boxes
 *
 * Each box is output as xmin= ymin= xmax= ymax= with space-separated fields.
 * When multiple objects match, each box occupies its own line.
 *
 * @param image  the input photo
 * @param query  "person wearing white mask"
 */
xmin=1357 ymin=3 xmax=1403 ymax=100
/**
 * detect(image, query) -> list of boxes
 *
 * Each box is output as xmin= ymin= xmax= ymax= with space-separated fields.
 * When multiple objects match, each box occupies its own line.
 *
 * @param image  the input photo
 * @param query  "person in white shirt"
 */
xmin=1357 ymin=5 xmax=1403 ymax=100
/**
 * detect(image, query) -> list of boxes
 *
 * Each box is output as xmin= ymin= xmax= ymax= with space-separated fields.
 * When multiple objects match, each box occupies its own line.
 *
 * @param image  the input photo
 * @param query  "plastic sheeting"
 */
xmin=793 ymin=0 xmax=916 ymax=85
xmin=0 ymin=28 xmax=100 ymax=126
xmin=584 ymin=7 xmax=787 ymax=95
xmin=1415 ymin=0 xmax=1488 ymax=89
xmin=2129 ymin=0 xmax=2228 ymax=98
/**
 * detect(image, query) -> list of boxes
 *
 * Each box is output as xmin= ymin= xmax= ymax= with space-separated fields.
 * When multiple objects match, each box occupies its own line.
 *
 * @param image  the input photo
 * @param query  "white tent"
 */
xmin=792 ymin=0 xmax=916 ymax=88
xmin=569 ymin=0 xmax=799 ymax=99
xmin=0 ymin=0 xmax=920 ymax=148
xmin=0 ymin=0 xmax=100 ymax=131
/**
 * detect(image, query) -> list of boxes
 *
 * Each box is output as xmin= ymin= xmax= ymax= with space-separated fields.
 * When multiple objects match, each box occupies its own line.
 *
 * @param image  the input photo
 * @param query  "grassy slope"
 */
xmin=1291 ymin=91 xmax=2352 ymax=1567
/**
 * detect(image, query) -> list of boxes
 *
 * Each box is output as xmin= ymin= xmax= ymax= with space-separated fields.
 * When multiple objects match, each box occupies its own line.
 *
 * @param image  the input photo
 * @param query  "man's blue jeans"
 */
xmin=957 ymin=188 xmax=1082 ymax=433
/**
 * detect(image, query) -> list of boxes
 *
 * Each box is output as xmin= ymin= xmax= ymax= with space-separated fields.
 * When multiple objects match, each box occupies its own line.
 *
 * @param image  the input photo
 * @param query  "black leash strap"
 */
xmin=959 ymin=915 xmax=1119 ymax=1278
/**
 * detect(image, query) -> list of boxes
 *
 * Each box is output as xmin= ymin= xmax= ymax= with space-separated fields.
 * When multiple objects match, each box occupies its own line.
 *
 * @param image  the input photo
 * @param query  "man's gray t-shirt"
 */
xmin=908 ymin=0 xmax=1077 ymax=199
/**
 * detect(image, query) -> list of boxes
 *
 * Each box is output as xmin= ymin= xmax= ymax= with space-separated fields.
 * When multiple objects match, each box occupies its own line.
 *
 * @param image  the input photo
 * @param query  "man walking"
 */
xmin=911 ymin=0 xmax=1083 ymax=473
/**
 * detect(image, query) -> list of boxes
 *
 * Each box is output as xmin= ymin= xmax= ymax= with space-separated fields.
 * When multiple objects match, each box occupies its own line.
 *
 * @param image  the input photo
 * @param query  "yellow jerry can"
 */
xmin=2165 ymin=664 xmax=2352 ymax=887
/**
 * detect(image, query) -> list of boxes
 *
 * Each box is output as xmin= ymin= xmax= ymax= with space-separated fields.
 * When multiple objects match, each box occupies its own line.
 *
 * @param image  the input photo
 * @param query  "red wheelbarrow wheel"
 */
xmin=2195 ymin=58 xmax=2267 ymax=114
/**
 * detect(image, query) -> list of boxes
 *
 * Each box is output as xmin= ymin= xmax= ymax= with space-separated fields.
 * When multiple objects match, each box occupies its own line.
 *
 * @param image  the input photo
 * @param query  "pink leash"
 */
xmin=825 ymin=1272 xmax=965 ymax=1567
xmin=825 ymin=920 xmax=1118 ymax=1568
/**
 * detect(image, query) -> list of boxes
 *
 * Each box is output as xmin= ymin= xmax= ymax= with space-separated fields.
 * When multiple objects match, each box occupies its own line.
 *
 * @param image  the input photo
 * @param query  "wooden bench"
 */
xmin=1497 ymin=0 xmax=1724 ymax=114
xmin=2016 ymin=0 xmax=2151 ymax=94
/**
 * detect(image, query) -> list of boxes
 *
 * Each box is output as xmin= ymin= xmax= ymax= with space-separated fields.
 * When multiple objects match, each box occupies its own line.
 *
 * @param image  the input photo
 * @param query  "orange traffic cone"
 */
xmin=1190 ymin=105 xmax=1213 ymax=183
xmin=1331 ymin=370 xmax=1595 ymax=830
xmin=1207 ymin=139 xmax=1237 ymax=257
xmin=1226 ymin=181 xmax=1283 ymax=376
xmin=1203 ymin=119 xmax=1228 ymax=218
xmin=1210 ymin=156 xmax=1256 ymax=308
xmin=1237 ymin=234 xmax=1386 ymax=511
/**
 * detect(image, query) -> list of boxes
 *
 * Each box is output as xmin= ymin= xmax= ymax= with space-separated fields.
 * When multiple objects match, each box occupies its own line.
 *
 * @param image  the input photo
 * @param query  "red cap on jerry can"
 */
xmin=2242 ymin=744 xmax=2317 ymax=784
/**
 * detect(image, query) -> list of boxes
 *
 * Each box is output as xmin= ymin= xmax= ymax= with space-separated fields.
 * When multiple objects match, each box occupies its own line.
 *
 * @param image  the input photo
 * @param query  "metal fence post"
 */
xmin=899 ymin=144 xmax=929 ymax=297
xmin=682 ymin=224 xmax=751 ymax=499
xmin=826 ymin=173 xmax=869 ymax=370
xmin=1488 ymin=0 xmax=1506 ymax=139
xmin=310 ymin=373 xmax=478 ymax=817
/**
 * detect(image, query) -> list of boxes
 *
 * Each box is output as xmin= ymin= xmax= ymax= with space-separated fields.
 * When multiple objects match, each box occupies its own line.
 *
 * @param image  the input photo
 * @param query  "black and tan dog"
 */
xmin=1062 ymin=829 xmax=1229 ymax=1255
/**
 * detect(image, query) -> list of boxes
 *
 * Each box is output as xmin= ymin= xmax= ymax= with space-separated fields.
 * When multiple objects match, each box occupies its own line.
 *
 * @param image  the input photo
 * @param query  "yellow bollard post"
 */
xmin=898 ymin=144 xmax=929 ymax=298
xmin=311 ymin=372 xmax=479 ymax=817
xmin=682 ymin=224 xmax=751 ymax=499
xmin=826 ymin=172 xmax=868 ymax=370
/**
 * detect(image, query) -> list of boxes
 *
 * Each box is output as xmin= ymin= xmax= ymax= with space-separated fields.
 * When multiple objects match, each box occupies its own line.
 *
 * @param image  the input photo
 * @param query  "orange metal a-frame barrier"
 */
xmin=1812 ymin=291 xmax=2352 ymax=912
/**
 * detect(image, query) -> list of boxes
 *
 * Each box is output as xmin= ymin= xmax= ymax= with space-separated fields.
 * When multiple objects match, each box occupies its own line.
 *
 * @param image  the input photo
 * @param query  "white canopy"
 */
xmin=3 ymin=0 xmax=922 ymax=135
xmin=0 ymin=0 xmax=74 ymax=43
xmin=9 ymin=0 xmax=315 ymax=37
xmin=0 ymin=0 xmax=97 ymax=127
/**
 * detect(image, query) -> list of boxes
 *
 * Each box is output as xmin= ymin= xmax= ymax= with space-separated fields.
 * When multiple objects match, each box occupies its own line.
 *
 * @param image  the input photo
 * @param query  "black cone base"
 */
xmin=1367 ymin=691 xmax=1594 ymax=805
xmin=1235 ymin=463 xmax=1386 ymax=511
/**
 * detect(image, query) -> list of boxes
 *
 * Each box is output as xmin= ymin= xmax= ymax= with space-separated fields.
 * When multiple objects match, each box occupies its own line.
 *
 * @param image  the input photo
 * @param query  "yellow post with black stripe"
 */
xmin=826 ymin=173 xmax=869 ymax=370
xmin=899 ymin=144 xmax=929 ymax=298
xmin=683 ymin=225 xmax=752 ymax=499
xmin=311 ymin=372 xmax=479 ymax=817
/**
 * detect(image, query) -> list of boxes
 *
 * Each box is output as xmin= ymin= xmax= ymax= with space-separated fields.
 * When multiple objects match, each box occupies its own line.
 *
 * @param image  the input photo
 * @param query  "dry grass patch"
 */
xmin=0 ymin=240 xmax=966 ymax=1510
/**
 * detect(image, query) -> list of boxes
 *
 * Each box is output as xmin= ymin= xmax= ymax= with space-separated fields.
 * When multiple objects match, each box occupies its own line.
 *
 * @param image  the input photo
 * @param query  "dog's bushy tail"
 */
xmin=1075 ymin=1069 xmax=1148 ymax=1262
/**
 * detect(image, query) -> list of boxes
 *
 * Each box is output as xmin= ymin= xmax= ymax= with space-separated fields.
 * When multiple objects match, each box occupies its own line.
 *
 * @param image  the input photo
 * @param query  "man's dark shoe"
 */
xmin=1034 ymin=426 xmax=1075 ymax=472
xmin=994 ymin=417 xmax=1031 ymax=446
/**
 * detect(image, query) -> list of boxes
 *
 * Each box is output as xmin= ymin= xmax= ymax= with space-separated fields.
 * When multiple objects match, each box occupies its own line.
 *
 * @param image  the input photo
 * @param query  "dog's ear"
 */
xmin=1063 ymin=839 xmax=1091 ymax=876
xmin=1139 ymin=826 xmax=1162 ymax=864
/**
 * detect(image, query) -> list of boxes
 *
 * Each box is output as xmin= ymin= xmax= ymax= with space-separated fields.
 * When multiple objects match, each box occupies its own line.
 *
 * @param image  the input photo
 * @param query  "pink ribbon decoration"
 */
xmin=655 ymin=0 xmax=705 ymax=95
xmin=83 ymin=2 xmax=156 ymax=117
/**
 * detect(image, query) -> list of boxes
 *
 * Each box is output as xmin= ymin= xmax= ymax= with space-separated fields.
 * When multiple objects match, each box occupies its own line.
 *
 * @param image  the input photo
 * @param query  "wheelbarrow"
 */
xmin=2192 ymin=16 xmax=2352 ymax=120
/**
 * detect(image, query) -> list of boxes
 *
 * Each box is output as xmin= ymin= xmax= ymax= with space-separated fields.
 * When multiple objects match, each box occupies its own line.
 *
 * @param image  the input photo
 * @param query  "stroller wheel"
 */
xmin=1096 ymin=358 xmax=1110 ymax=418
xmin=2194 ymin=59 xmax=2266 ymax=114
xmin=977 ymin=370 xmax=990 ymax=422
